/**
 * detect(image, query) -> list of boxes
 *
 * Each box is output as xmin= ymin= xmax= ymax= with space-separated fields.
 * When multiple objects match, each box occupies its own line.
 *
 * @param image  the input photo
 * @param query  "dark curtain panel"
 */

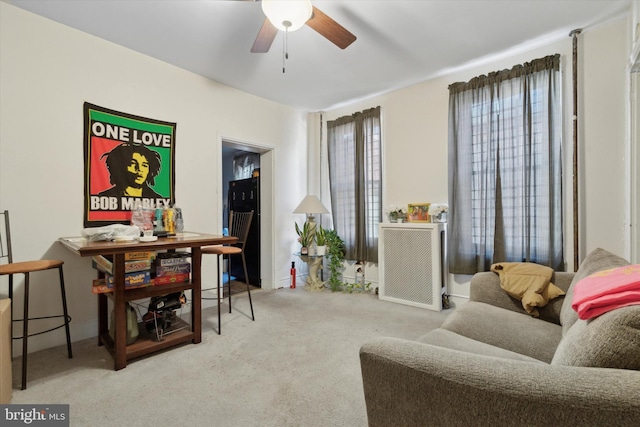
xmin=448 ymin=55 xmax=563 ymax=274
xmin=328 ymin=106 xmax=382 ymax=262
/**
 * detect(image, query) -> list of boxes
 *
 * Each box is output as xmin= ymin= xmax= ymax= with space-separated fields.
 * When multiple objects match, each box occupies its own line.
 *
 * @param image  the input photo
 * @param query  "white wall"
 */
xmin=0 ymin=3 xmax=308 ymax=354
xmin=322 ymin=17 xmax=630 ymax=305
xmin=580 ymin=20 xmax=629 ymax=262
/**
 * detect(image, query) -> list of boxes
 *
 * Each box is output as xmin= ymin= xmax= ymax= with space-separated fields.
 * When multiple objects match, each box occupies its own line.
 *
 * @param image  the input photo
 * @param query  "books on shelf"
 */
xmin=91 ymin=250 xmax=191 ymax=292
xmin=125 ymin=251 xmax=155 ymax=261
xmin=92 ymin=255 xmax=152 ymax=275
xmin=154 ymin=252 xmax=191 ymax=285
xmin=92 ymin=271 xmax=152 ymax=294
xmin=157 ymin=255 xmax=190 ymax=266
xmin=106 ymin=271 xmax=151 ymax=286
xmin=153 ymin=273 xmax=190 ymax=285
xmin=156 ymin=263 xmax=191 ymax=277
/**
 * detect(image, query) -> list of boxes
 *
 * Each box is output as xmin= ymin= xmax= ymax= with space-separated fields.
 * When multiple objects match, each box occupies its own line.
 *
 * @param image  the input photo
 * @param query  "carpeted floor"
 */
xmin=8 ymin=286 xmax=451 ymax=426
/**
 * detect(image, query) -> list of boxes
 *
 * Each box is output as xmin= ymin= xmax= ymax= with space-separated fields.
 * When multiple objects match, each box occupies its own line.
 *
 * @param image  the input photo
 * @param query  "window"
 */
xmin=448 ymin=55 xmax=563 ymax=274
xmin=327 ymin=107 xmax=382 ymax=263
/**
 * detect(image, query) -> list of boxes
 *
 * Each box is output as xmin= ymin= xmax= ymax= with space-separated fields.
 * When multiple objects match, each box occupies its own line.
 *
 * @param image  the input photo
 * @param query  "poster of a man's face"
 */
xmin=99 ymin=143 xmax=163 ymax=199
xmin=83 ymin=103 xmax=176 ymax=227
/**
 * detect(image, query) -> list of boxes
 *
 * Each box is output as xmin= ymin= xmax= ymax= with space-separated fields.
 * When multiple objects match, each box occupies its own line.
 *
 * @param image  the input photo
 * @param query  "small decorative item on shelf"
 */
xmin=407 ymin=203 xmax=430 ymax=222
xmin=315 ymin=225 xmax=327 ymax=256
xmin=386 ymin=206 xmax=407 ymax=223
xmin=429 ymin=203 xmax=449 ymax=223
xmin=295 ymin=221 xmax=312 ymax=255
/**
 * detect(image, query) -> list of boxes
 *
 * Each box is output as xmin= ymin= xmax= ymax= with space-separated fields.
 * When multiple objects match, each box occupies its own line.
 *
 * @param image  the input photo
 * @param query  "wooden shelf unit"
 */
xmin=100 ymin=318 xmax=193 ymax=362
xmin=100 ymin=280 xmax=194 ymax=361
xmin=59 ymin=232 xmax=237 ymax=370
xmin=104 ymin=280 xmax=194 ymax=303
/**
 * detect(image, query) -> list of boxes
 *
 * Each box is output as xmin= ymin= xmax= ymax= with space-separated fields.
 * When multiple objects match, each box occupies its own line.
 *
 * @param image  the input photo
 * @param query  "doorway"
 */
xmin=221 ymin=138 xmax=274 ymax=289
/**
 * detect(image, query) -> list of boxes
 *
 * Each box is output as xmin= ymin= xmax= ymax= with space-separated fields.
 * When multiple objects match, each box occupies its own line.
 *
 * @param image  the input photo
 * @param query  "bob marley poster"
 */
xmin=83 ymin=102 xmax=176 ymax=227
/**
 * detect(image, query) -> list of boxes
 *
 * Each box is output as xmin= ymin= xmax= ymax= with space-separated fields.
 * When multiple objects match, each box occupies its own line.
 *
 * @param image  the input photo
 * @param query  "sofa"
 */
xmin=360 ymin=248 xmax=640 ymax=426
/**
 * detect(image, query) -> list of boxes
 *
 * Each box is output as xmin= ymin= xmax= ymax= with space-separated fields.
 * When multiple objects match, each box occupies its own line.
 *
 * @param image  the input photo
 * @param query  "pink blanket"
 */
xmin=572 ymin=264 xmax=640 ymax=320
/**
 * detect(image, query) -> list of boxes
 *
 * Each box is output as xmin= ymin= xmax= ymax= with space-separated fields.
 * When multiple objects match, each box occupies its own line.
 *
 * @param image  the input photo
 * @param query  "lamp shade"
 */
xmin=262 ymin=0 xmax=313 ymax=32
xmin=293 ymin=195 xmax=329 ymax=214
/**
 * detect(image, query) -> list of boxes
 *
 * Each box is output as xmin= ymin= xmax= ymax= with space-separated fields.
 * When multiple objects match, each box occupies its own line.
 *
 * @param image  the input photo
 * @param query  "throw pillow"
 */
xmin=490 ymin=262 xmax=565 ymax=317
xmin=559 ymin=248 xmax=630 ymax=334
xmin=551 ymin=305 xmax=640 ymax=370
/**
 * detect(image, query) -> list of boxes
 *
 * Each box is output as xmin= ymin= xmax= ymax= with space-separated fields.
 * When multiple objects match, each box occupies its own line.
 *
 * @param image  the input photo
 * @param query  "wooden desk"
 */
xmin=59 ymin=232 xmax=236 ymax=370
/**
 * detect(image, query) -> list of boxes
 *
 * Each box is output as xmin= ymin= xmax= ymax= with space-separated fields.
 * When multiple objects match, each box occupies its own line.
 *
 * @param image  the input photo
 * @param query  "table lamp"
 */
xmin=293 ymin=195 xmax=329 ymax=254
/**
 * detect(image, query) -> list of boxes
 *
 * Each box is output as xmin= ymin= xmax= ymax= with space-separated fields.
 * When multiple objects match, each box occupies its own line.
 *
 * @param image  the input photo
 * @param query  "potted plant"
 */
xmin=428 ymin=203 xmax=449 ymax=223
xmin=324 ymin=229 xmax=346 ymax=291
xmin=295 ymin=221 xmax=312 ymax=254
xmin=386 ymin=206 xmax=406 ymax=223
xmin=315 ymin=225 xmax=327 ymax=256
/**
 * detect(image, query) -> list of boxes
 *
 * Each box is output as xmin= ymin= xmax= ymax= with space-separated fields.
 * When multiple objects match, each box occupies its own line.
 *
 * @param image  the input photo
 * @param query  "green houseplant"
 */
xmin=295 ymin=221 xmax=312 ymax=254
xmin=315 ymin=225 xmax=327 ymax=256
xmin=386 ymin=206 xmax=407 ymax=223
xmin=324 ymin=229 xmax=346 ymax=291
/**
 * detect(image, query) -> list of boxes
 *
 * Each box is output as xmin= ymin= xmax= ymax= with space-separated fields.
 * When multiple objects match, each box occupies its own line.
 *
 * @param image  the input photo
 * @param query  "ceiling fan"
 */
xmin=248 ymin=0 xmax=357 ymax=53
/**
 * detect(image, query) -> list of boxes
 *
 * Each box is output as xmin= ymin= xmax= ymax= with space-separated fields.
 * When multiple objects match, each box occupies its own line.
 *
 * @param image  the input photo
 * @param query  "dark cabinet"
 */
xmin=228 ymin=177 xmax=260 ymax=287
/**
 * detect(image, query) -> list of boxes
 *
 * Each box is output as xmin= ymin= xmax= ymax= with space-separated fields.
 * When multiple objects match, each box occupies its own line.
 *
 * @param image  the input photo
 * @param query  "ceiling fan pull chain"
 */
xmin=282 ymin=27 xmax=290 ymax=74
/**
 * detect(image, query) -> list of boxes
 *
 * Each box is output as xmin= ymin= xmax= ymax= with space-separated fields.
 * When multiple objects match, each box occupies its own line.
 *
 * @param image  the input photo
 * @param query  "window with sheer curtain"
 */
xmin=448 ymin=54 xmax=563 ymax=274
xmin=327 ymin=106 xmax=382 ymax=263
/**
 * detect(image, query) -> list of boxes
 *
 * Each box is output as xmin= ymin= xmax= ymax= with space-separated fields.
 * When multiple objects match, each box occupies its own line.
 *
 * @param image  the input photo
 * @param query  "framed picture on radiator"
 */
xmin=407 ymin=203 xmax=430 ymax=222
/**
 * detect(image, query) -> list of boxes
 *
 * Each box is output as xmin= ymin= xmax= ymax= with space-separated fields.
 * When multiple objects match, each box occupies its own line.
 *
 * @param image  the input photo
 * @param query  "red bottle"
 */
xmin=290 ymin=262 xmax=296 ymax=289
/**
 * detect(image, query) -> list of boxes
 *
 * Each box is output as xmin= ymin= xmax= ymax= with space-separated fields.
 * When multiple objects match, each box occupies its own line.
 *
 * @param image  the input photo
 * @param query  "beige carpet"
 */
xmin=9 ymin=286 xmax=451 ymax=426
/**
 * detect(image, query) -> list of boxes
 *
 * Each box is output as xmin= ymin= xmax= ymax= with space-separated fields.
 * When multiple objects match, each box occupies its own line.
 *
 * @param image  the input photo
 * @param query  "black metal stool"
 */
xmin=0 ymin=210 xmax=72 ymax=390
xmin=202 ymin=210 xmax=255 ymax=334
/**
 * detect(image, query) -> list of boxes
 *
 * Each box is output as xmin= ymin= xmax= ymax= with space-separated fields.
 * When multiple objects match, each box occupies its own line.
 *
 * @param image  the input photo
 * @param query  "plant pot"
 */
xmin=431 ymin=213 xmax=447 ymax=223
xmin=316 ymin=245 xmax=326 ymax=256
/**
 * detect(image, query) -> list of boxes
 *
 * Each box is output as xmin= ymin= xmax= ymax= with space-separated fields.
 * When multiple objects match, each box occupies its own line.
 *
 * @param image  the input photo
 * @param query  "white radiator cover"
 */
xmin=378 ymin=223 xmax=447 ymax=311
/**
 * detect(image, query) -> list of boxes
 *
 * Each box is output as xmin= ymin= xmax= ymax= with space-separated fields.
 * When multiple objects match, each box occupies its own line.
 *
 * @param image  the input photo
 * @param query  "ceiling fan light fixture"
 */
xmin=262 ymin=0 xmax=313 ymax=32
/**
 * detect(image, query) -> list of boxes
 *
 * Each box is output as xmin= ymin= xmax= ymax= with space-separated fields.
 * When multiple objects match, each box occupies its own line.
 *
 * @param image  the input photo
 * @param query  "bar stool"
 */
xmin=202 ymin=210 xmax=255 ymax=334
xmin=0 ymin=210 xmax=72 ymax=390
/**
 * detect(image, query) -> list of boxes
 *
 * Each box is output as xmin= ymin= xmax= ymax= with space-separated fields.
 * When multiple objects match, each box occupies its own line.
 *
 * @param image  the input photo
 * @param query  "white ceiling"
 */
xmin=7 ymin=0 xmax=632 ymax=111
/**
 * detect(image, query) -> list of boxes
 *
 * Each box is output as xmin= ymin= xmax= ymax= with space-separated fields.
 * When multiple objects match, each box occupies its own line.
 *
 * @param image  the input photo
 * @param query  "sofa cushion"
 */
xmin=440 ymin=301 xmax=562 ymax=362
xmin=552 ymin=305 xmax=640 ymax=370
xmin=560 ymin=248 xmax=630 ymax=335
xmin=417 ymin=328 xmax=543 ymax=363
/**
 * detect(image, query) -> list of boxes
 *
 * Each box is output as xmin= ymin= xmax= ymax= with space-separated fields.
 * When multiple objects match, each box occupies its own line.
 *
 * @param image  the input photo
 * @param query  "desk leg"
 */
xmin=191 ymin=247 xmax=202 ymax=344
xmin=113 ymin=253 xmax=127 ymax=370
xmin=98 ymin=293 xmax=107 ymax=346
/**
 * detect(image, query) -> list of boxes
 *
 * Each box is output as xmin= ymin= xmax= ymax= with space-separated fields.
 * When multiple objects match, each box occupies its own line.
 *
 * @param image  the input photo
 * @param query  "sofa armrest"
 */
xmin=470 ymin=272 xmax=523 ymax=309
xmin=470 ymin=271 xmax=574 ymax=324
xmin=360 ymin=337 xmax=640 ymax=427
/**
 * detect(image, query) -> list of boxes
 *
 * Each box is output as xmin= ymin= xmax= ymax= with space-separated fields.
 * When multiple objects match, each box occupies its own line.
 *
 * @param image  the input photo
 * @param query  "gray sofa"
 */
xmin=360 ymin=248 xmax=640 ymax=426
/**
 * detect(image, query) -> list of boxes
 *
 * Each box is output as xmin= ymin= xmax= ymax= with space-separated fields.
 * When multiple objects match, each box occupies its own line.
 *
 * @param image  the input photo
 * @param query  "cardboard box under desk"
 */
xmin=0 ymin=298 xmax=12 ymax=403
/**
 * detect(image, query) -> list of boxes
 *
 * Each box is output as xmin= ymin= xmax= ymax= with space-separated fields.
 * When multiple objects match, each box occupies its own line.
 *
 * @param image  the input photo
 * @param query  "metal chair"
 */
xmin=0 ymin=210 xmax=72 ymax=390
xmin=202 ymin=210 xmax=255 ymax=334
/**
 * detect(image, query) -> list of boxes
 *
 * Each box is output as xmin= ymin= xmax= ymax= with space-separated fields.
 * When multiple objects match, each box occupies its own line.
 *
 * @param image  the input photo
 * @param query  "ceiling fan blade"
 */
xmin=306 ymin=6 xmax=356 ymax=49
xmin=251 ymin=18 xmax=278 ymax=53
